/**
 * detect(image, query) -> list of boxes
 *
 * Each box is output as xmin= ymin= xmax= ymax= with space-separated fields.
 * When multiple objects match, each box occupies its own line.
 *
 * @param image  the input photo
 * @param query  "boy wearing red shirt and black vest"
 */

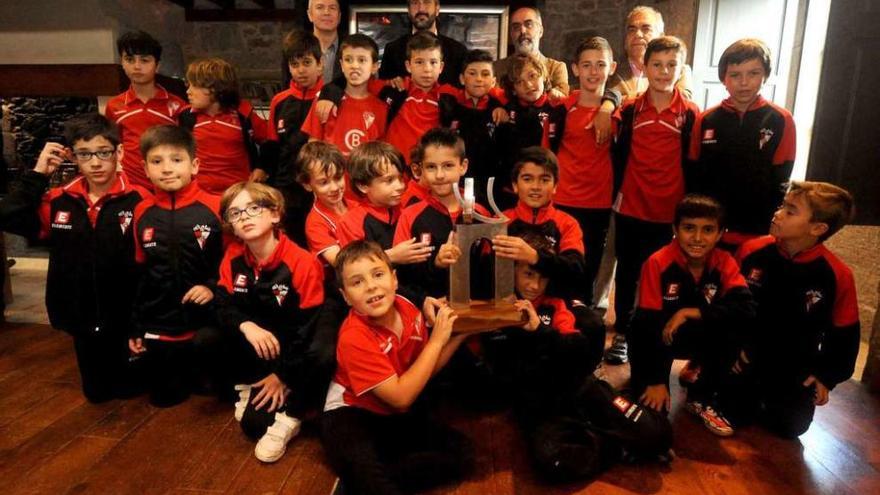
xmin=216 ymin=182 xmax=327 ymax=463
xmin=689 ymin=39 xmax=796 ymax=250
xmin=263 ymin=31 xmax=324 ymax=246
xmin=607 ymin=36 xmax=701 ymax=365
xmin=556 ymin=37 xmax=618 ymax=305
xmin=0 ymin=114 xmax=150 ymax=403
xmin=720 ymin=182 xmax=859 ymax=438
xmin=629 ymin=196 xmax=755 ymax=437
xmin=105 ymin=31 xmax=185 ymax=190
xmin=321 ymin=241 xmax=473 ymax=495
xmin=128 ymin=126 xmax=226 ymax=408
xmin=483 ymin=232 xmax=671 ymax=481
xmin=301 ymin=34 xmax=388 ymax=156
xmin=178 ymin=58 xmax=268 ymax=195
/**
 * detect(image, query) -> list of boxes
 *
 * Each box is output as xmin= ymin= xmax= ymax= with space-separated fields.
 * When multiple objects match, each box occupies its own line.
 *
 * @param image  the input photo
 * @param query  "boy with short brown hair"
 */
xmin=722 ymin=181 xmax=859 ymax=438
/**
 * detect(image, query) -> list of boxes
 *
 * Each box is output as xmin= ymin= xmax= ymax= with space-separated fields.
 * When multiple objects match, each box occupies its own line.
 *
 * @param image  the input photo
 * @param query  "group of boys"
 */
xmin=0 ymin=11 xmax=862 ymax=495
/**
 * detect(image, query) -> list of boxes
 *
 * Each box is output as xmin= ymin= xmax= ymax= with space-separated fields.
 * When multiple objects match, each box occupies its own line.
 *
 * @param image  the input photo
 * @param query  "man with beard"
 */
xmin=495 ymin=7 xmax=569 ymax=97
xmin=608 ymin=5 xmax=693 ymax=99
xmin=379 ymin=0 xmax=468 ymax=87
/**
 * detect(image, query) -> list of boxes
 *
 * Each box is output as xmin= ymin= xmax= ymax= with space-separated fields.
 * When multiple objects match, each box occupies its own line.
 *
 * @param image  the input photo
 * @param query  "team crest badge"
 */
xmin=747 ymin=268 xmax=763 ymax=286
xmin=272 ymin=283 xmax=289 ymax=306
xmin=193 ymin=225 xmax=212 ymax=249
xmin=703 ymin=283 xmax=718 ymax=304
xmin=759 ymin=128 xmax=774 ymax=149
xmin=168 ymin=101 xmax=181 ymax=115
xmin=539 ymin=314 xmax=552 ymax=326
xmin=363 ymin=111 xmax=375 ymax=130
xmin=805 ymin=289 xmax=823 ymax=312
xmin=118 ymin=211 xmax=133 ymax=235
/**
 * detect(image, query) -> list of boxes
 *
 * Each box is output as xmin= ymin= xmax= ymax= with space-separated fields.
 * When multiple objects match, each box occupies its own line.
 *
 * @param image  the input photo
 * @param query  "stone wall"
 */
xmin=540 ymin=0 xmax=698 ymax=66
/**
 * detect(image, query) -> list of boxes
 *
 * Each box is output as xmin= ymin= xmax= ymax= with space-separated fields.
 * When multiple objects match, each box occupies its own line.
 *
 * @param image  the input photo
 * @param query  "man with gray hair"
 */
xmin=608 ymin=5 xmax=693 ymax=99
xmin=308 ymin=0 xmax=343 ymax=83
xmin=494 ymin=7 xmax=570 ymax=97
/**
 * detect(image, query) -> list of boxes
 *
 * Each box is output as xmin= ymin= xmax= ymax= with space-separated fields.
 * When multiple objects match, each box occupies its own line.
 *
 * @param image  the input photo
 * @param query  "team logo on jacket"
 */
xmin=612 ymin=396 xmax=632 ymax=413
xmin=805 ymin=289 xmax=823 ymax=312
xmin=272 ymin=283 xmax=289 ymax=306
xmin=420 ymin=233 xmax=432 ymax=245
xmin=702 ymin=128 xmax=717 ymax=144
xmin=703 ymin=283 xmax=718 ymax=304
xmin=759 ymin=128 xmax=774 ymax=150
xmin=52 ymin=211 xmax=73 ymax=230
xmin=118 ymin=211 xmax=133 ymax=235
xmin=193 ymin=225 xmax=212 ymax=249
xmin=363 ymin=111 xmax=375 ymax=130
xmin=664 ymin=283 xmax=680 ymax=301
xmin=142 ymin=227 xmax=155 ymax=242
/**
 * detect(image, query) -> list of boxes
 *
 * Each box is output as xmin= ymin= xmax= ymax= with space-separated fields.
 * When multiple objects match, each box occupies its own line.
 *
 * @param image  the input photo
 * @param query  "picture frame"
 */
xmin=348 ymin=5 xmax=509 ymax=61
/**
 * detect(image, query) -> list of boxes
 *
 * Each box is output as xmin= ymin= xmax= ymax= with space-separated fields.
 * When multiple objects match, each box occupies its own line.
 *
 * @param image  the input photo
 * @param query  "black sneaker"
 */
xmin=604 ymin=334 xmax=628 ymax=364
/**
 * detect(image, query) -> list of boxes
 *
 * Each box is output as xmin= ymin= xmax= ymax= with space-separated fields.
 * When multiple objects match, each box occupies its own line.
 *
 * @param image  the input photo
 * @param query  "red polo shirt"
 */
xmin=615 ymin=89 xmax=699 ymax=223
xmin=305 ymin=198 xmax=355 ymax=259
xmin=302 ymin=93 xmax=388 ymax=155
xmin=556 ymin=92 xmax=615 ymax=209
xmin=189 ymin=102 xmax=268 ymax=195
xmin=104 ymin=85 xmax=186 ymax=189
xmin=324 ymin=295 xmax=427 ymax=415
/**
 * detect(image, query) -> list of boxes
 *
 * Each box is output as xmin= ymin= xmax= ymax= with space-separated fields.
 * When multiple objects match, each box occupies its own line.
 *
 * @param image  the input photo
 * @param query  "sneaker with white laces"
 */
xmin=700 ymin=406 xmax=735 ymax=437
xmin=604 ymin=334 xmax=628 ymax=364
xmin=233 ymin=384 xmax=251 ymax=422
xmin=254 ymin=412 xmax=302 ymax=463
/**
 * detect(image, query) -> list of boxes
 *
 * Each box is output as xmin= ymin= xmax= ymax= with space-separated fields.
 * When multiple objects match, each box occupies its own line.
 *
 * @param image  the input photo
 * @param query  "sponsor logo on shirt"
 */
xmin=805 ymin=289 xmax=823 ymax=312
xmin=118 ymin=210 xmax=133 ymax=235
xmin=277 ymin=118 xmax=286 ymax=134
xmin=273 ymin=283 xmax=289 ymax=306
xmin=344 ymin=129 xmax=366 ymax=150
xmin=702 ymin=128 xmax=717 ymax=144
xmin=193 ymin=224 xmax=212 ymax=249
xmin=233 ymin=274 xmax=249 ymax=293
xmin=142 ymin=227 xmax=156 ymax=247
xmin=663 ymin=282 xmax=680 ymax=301
xmin=52 ymin=211 xmax=73 ymax=230
xmin=612 ymin=396 xmax=632 ymax=413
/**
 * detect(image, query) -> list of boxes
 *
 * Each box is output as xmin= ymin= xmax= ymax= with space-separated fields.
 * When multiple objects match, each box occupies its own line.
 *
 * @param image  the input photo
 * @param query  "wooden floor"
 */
xmin=1 ymin=323 xmax=879 ymax=495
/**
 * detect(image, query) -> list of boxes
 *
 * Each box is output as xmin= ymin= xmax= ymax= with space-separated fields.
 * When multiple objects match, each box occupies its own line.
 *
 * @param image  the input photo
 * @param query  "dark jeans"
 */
xmin=320 ymin=406 xmax=474 ymax=495
xmin=613 ymin=213 xmax=672 ymax=334
xmin=142 ymin=326 xmax=224 ymax=408
xmin=555 ymin=205 xmax=612 ymax=304
xmin=73 ymin=328 xmax=143 ymax=403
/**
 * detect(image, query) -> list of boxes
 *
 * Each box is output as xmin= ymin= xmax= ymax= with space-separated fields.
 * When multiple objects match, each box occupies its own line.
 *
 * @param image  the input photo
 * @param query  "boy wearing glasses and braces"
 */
xmin=0 ymin=114 xmax=151 ymax=403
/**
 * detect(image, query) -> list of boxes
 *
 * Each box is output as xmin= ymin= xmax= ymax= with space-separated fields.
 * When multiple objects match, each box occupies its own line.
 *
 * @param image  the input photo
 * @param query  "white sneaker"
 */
xmin=254 ymin=412 xmax=301 ymax=463
xmin=234 ymin=384 xmax=251 ymax=422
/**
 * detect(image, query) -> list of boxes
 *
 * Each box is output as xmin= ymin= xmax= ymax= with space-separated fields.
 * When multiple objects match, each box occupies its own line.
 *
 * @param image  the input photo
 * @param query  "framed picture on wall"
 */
xmin=348 ymin=5 xmax=509 ymax=61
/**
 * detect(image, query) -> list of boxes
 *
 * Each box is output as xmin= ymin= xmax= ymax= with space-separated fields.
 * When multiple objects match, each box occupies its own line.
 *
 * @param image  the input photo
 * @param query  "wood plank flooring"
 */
xmin=1 ymin=322 xmax=878 ymax=495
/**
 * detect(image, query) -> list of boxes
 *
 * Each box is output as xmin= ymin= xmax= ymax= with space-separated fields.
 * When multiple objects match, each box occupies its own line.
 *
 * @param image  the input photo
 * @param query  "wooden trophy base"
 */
xmin=451 ymin=300 xmax=526 ymax=334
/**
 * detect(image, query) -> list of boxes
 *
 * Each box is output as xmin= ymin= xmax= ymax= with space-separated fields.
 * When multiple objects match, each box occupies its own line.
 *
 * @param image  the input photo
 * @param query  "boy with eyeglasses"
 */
xmin=0 ymin=114 xmax=151 ymax=403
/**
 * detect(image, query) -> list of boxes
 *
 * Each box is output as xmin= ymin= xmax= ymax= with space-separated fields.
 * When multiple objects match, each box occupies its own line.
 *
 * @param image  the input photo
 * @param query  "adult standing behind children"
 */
xmin=608 ymin=5 xmax=694 ymax=99
xmin=494 ymin=7 xmax=569 ymax=97
xmin=105 ymin=31 xmax=185 ymax=190
xmin=379 ymin=0 xmax=468 ymax=87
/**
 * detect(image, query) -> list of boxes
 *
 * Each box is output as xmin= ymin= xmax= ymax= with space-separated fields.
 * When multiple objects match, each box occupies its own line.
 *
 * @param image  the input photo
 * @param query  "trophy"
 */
xmin=448 ymin=177 xmax=526 ymax=333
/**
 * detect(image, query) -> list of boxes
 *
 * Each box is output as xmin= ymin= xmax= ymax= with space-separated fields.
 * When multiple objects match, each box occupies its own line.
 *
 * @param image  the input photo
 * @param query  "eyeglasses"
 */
xmin=225 ymin=203 xmax=267 ymax=223
xmin=73 ymin=149 xmax=115 ymax=162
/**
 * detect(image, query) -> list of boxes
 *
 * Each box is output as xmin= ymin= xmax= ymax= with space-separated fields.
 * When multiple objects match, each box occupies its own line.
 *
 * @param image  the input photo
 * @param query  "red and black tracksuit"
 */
xmin=718 ymin=236 xmax=860 ymax=437
xmin=263 ymin=79 xmax=323 ymax=246
xmin=482 ymin=294 xmax=671 ymax=481
xmin=393 ymin=196 xmax=490 ymax=298
xmin=216 ymin=233 xmax=333 ymax=419
xmin=689 ymin=96 xmax=796 ymax=248
xmin=612 ymin=89 xmax=700 ymax=334
xmin=132 ymin=180 xmax=226 ymax=406
xmin=0 ymin=171 xmax=149 ymax=402
xmin=494 ymin=95 xmax=568 ymax=210
xmin=337 ymin=202 xmax=400 ymax=250
xmin=628 ymin=242 xmax=755 ymax=400
xmin=439 ymin=89 xmax=506 ymax=205
xmin=504 ymin=201 xmax=586 ymax=301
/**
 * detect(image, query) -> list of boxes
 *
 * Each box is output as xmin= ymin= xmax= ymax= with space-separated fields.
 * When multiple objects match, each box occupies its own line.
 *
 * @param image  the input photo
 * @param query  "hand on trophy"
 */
xmin=430 ymin=306 xmax=459 ymax=346
xmin=435 ymin=231 xmax=462 ymax=268
xmin=422 ymin=296 xmax=448 ymax=327
xmin=514 ymin=299 xmax=541 ymax=332
xmin=491 ymin=234 xmax=539 ymax=264
xmin=387 ymin=237 xmax=433 ymax=264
